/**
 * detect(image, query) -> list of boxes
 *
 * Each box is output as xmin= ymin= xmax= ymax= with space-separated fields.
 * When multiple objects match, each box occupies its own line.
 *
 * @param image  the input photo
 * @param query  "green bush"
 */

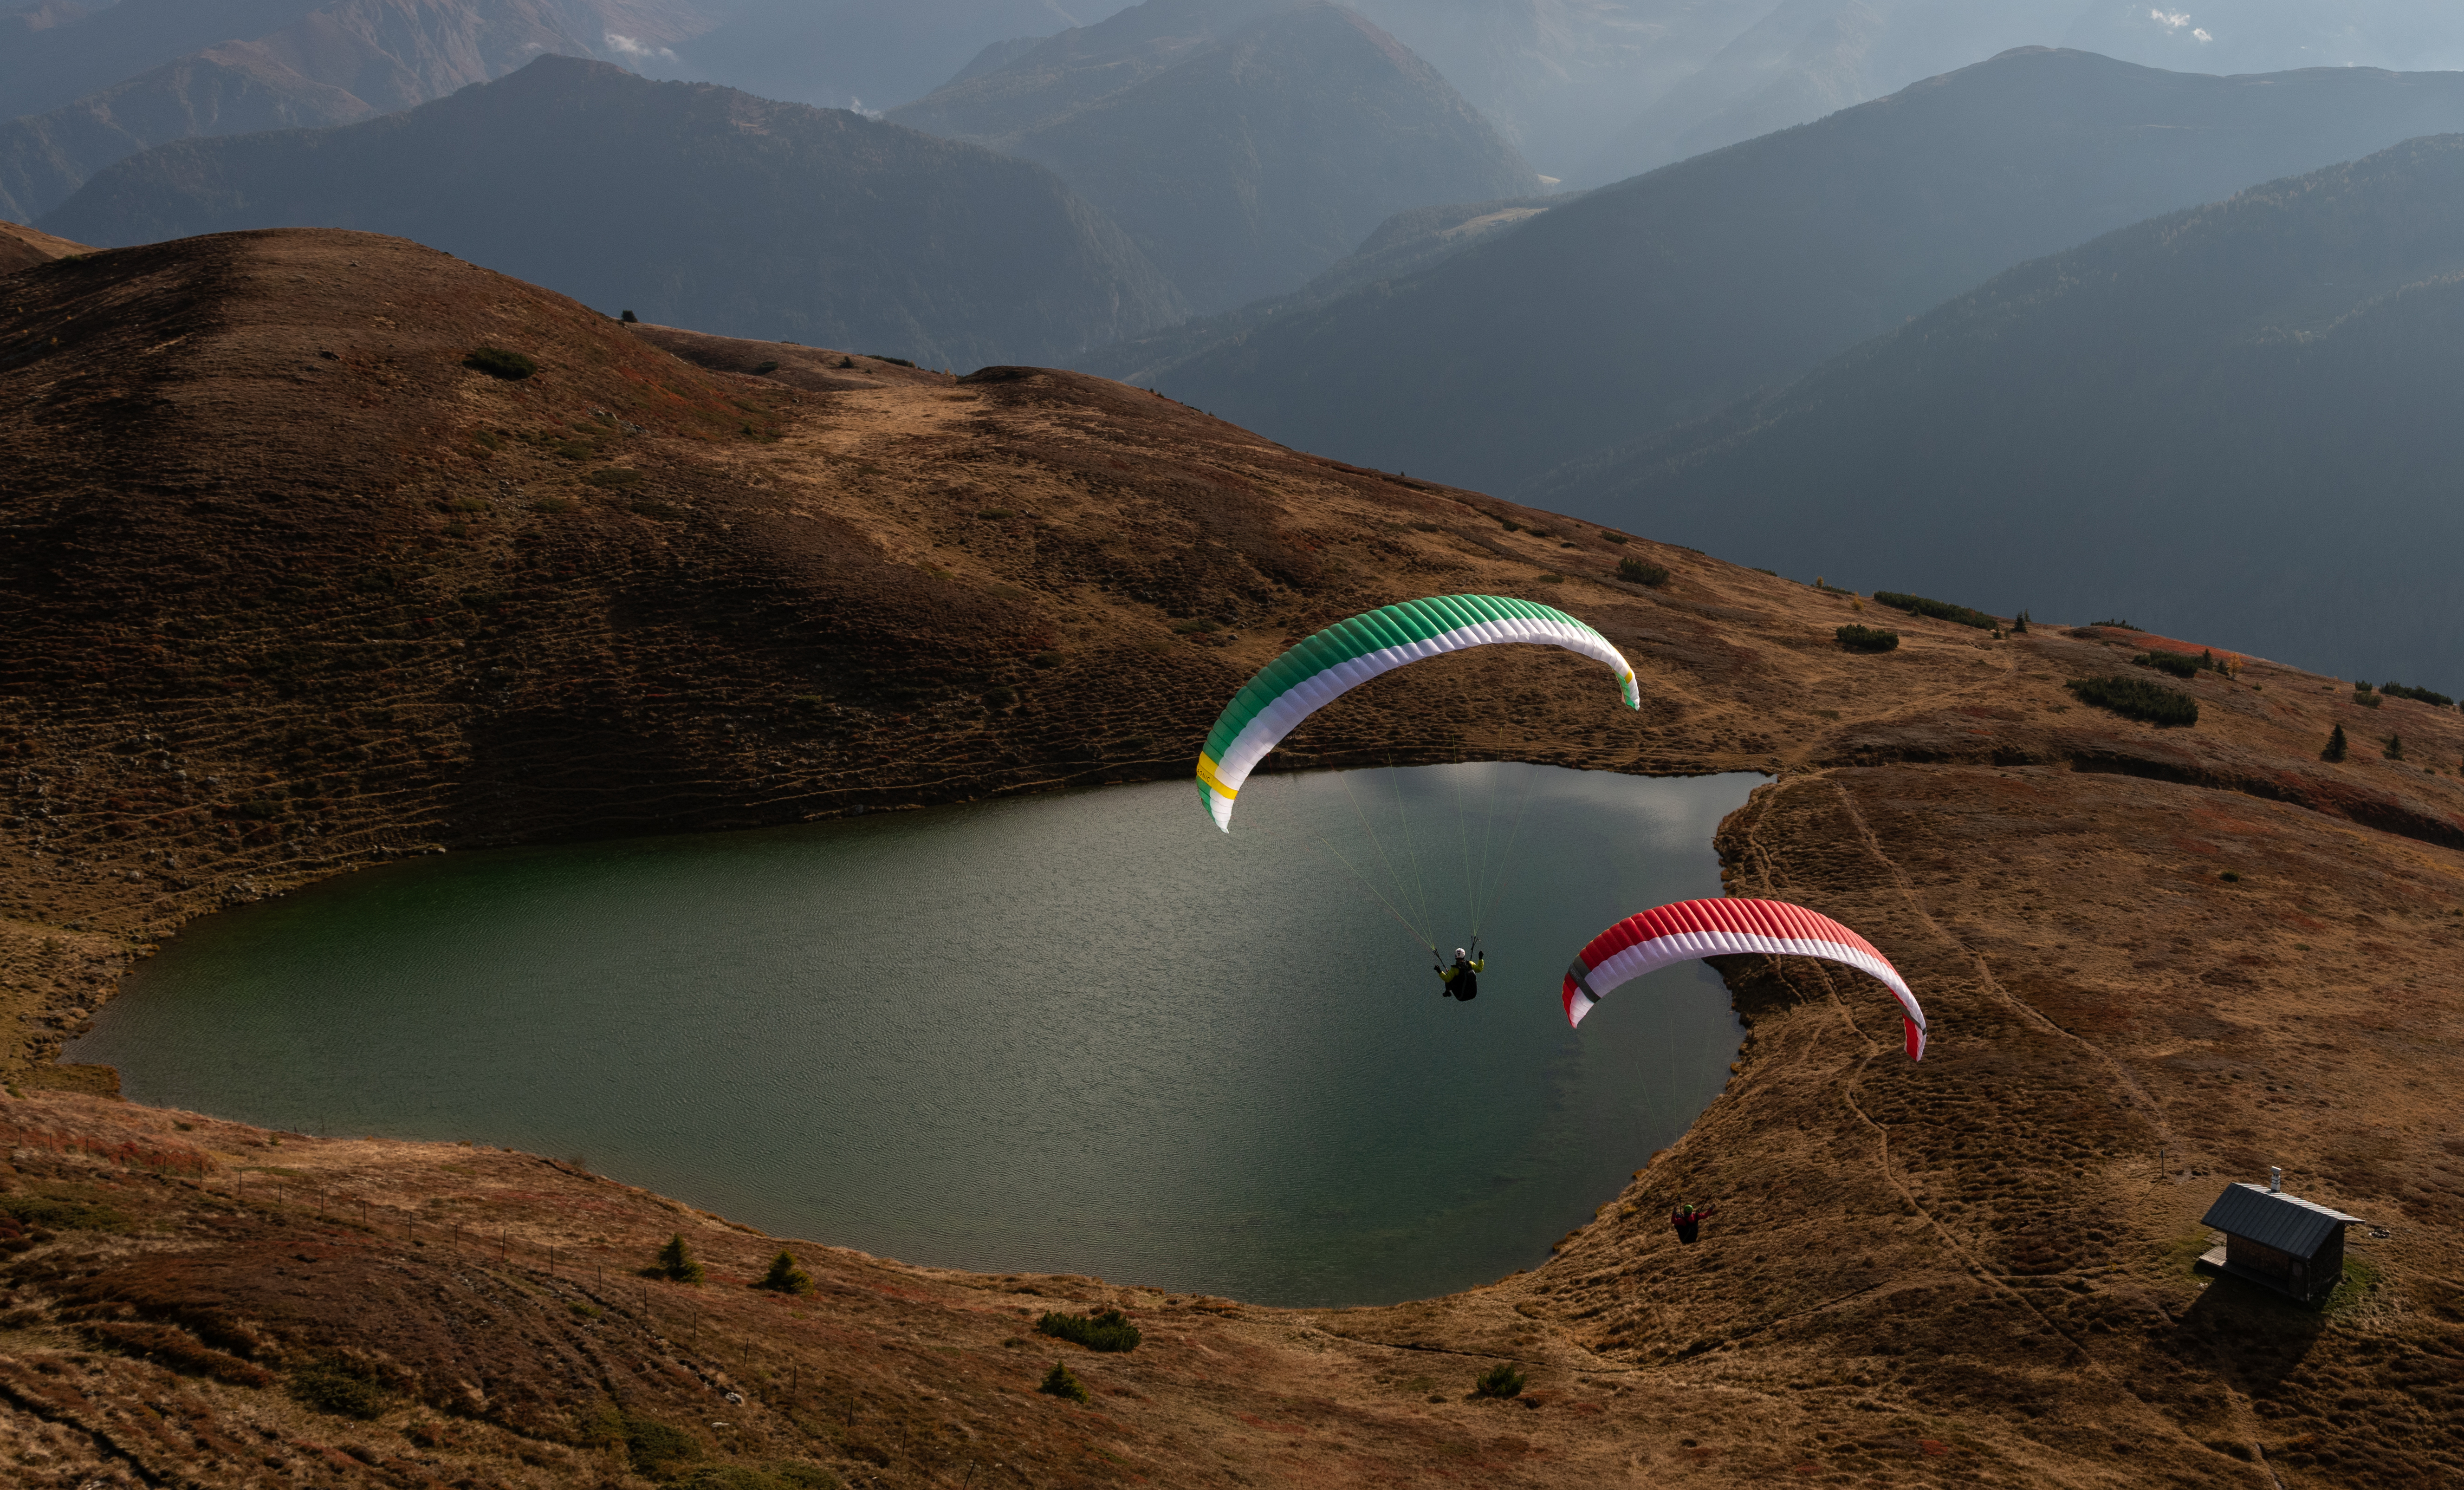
xmin=1835 ymin=625 xmax=1900 ymax=654
xmin=0 ymin=1189 xmax=131 ymax=1231
xmin=620 ymin=310 xmax=639 ymax=324
xmin=1473 ymin=1363 xmax=1525 ymax=1399
xmin=2067 ymin=675 xmax=2198 ymax=728
xmin=1038 ymin=1308 xmax=1141 ymax=1353
xmin=1617 ymin=556 xmax=1670 ymax=586
xmin=1600 ymin=531 xmax=1630 ymax=545
xmin=289 ymin=1364 xmax=391 ymax=1419
xmin=1039 ymin=1360 xmax=1091 ymax=1404
xmin=2011 ymin=611 xmax=2030 ymax=634
xmin=649 ymin=1233 xmax=705 ymax=1284
xmin=462 ymin=346 xmax=537 ymax=380
xmin=1872 ymin=591 xmax=1996 ymax=629
xmin=2134 ymin=650 xmax=2203 ymax=680
xmin=2381 ymin=681 xmax=2454 ymax=707
xmin=2386 ymin=734 xmax=2405 ymax=761
xmin=755 ymin=1249 xmax=814 ymax=1295
xmin=2323 ymin=724 xmax=2348 ymax=762
xmin=623 ymin=1415 xmax=702 ymax=1475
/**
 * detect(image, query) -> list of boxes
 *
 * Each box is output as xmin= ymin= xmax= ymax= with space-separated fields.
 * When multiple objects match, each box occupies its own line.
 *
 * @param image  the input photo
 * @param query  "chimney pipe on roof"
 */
xmin=2269 ymin=1166 xmax=2282 ymax=1194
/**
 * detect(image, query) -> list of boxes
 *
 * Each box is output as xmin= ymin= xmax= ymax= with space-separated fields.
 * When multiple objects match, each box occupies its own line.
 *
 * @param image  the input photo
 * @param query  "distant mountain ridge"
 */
xmin=0 ymin=0 xmax=731 ymax=222
xmin=1139 ymin=47 xmax=2464 ymax=494
xmin=888 ymin=0 xmax=1535 ymax=312
xmin=1534 ymin=134 xmax=2464 ymax=690
xmin=40 ymin=56 xmax=1186 ymax=368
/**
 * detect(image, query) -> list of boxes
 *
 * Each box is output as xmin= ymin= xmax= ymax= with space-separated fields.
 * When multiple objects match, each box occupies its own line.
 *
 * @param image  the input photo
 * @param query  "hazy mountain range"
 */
xmin=888 ymin=0 xmax=1536 ymax=311
xmin=1135 ymin=48 xmax=2464 ymax=496
xmin=1532 ymin=135 xmax=2464 ymax=690
xmin=41 ymin=56 xmax=1185 ymax=367
xmin=0 ymin=0 xmax=730 ymax=221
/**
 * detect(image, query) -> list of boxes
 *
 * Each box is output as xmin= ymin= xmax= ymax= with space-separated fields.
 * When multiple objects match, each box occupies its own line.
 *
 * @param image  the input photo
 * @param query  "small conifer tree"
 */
xmin=1038 ymin=1361 xmax=1090 ymax=1404
xmin=755 ymin=1249 xmax=814 ymax=1295
xmin=651 ymin=1233 xmax=705 ymax=1284
xmin=2012 ymin=611 xmax=2030 ymax=635
xmin=2323 ymin=724 xmax=2348 ymax=763
xmin=2386 ymin=733 xmax=2405 ymax=761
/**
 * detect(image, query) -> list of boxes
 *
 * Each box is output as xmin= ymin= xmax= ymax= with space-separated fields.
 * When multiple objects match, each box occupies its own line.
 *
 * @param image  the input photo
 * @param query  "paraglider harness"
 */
xmin=1436 ymin=942 xmax=1484 ymax=1001
xmin=1671 ymin=1202 xmax=1716 ymax=1244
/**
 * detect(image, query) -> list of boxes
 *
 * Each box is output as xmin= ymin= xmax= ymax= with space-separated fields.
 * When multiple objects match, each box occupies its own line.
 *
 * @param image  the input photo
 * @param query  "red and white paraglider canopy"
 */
xmin=1563 ymin=898 xmax=1927 ymax=1060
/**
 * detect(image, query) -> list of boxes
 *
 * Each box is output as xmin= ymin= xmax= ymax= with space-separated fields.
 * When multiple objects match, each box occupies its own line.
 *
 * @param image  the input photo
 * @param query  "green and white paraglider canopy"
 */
xmin=1193 ymin=594 xmax=1639 ymax=831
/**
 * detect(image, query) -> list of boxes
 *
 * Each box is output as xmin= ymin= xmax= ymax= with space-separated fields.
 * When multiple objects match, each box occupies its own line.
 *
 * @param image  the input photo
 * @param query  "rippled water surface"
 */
xmin=77 ymin=765 xmax=1753 ymax=1305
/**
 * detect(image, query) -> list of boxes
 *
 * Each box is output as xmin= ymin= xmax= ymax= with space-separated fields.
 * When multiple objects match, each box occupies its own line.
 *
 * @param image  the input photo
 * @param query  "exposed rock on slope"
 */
xmin=1148 ymin=46 xmax=2464 ymax=494
xmin=1533 ymin=133 xmax=2464 ymax=692
xmin=40 ymin=55 xmax=1187 ymax=368
xmin=5 ymin=225 xmax=2464 ymax=1487
xmin=888 ymin=0 xmax=1535 ymax=312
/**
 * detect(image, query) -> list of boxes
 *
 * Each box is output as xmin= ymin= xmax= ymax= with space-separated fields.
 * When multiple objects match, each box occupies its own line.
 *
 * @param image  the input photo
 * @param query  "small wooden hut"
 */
xmin=2198 ymin=1170 xmax=2367 ymax=1303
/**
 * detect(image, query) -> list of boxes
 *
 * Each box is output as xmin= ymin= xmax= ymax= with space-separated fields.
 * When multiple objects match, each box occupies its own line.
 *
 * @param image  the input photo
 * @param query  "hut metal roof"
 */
xmin=2200 ymin=1183 xmax=2367 ymax=1257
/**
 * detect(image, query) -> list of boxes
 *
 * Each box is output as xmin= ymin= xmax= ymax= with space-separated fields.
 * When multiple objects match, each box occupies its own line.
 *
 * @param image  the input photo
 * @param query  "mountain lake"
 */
xmin=73 ymin=764 xmax=1755 ymax=1306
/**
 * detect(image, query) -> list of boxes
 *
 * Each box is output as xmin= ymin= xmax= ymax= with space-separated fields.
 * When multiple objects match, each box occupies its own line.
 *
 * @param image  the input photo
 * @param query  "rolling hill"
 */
xmin=37 ymin=55 xmax=1186 ymax=368
xmin=5 ymin=221 xmax=2464 ymax=1489
xmin=887 ymin=0 xmax=1536 ymax=312
xmin=1527 ymin=133 xmax=2464 ymax=694
xmin=1137 ymin=47 xmax=2464 ymax=494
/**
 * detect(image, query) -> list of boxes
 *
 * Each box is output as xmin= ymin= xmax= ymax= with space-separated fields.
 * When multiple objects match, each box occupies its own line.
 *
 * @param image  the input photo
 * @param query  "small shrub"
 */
xmin=649 ymin=1233 xmax=705 ymax=1284
xmin=1600 ymin=531 xmax=1630 ymax=545
xmin=2134 ymin=651 xmax=2203 ymax=680
xmin=2091 ymin=618 xmax=2136 ymax=630
xmin=584 ymin=468 xmax=642 ymax=487
xmin=568 ymin=1301 xmax=601 ymax=1320
xmin=1835 ymin=624 xmax=1900 ymax=654
xmin=2386 ymin=734 xmax=2405 ymax=761
xmin=753 ymin=360 xmax=780 ymax=375
xmin=755 ymin=1249 xmax=815 ymax=1295
xmin=289 ymin=1364 xmax=391 ymax=1419
xmin=620 ymin=309 xmax=640 ymax=323
xmin=1028 ymin=651 xmax=1061 ymax=669
xmin=2219 ymin=871 xmax=2241 ymax=883
xmin=1535 ymin=572 xmax=1565 ymax=583
xmin=623 ymin=1414 xmax=702 ymax=1475
xmin=532 ymin=495 xmax=574 ymax=513
xmin=1617 ymin=556 xmax=1670 ymax=586
xmin=837 ymin=355 xmax=856 ymax=368
xmin=2011 ymin=611 xmax=2030 ymax=634
xmin=462 ymin=346 xmax=537 ymax=380
xmin=1 ymin=1189 xmax=132 ymax=1231
xmin=2381 ymin=680 xmax=2455 ymax=707
xmin=1873 ymin=591 xmax=1996 ymax=629
xmin=1473 ymin=1363 xmax=1525 ymax=1398
xmin=2323 ymin=723 xmax=2348 ymax=761
xmin=1498 ymin=519 xmax=1519 ymax=532
xmin=1039 ymin=1360 xmax=1090 ymax=1404
xmin=1038 ymin=1308 xmax=1141 ymax=1353
xmin=2066 ymin=675 xmax=2198 ymax=727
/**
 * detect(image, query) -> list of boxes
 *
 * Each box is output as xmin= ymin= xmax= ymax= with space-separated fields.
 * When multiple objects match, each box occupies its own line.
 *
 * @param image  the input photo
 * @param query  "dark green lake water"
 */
xmin=75 ymin=765 xmax=1752 ymax=1306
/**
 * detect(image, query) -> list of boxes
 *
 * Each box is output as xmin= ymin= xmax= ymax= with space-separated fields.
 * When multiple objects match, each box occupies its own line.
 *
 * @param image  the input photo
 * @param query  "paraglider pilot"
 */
xmin=1436 ymin=943 xmax=1484 ymax=1001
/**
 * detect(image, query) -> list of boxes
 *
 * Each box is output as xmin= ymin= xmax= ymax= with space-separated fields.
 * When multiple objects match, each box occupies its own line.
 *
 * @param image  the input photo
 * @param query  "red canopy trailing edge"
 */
xmin=1563 ymin=898 xmax=1928 ymax=1060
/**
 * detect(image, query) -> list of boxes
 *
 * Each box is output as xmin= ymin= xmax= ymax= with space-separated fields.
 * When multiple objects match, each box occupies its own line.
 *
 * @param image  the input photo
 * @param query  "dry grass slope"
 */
xmin=1 ymin=228 xmax=2461 ymax=1487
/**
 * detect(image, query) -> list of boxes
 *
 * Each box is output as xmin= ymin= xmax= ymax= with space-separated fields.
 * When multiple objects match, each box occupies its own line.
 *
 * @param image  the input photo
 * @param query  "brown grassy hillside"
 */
xmin=1 ymin=228 xmax=2461 ymax=1488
